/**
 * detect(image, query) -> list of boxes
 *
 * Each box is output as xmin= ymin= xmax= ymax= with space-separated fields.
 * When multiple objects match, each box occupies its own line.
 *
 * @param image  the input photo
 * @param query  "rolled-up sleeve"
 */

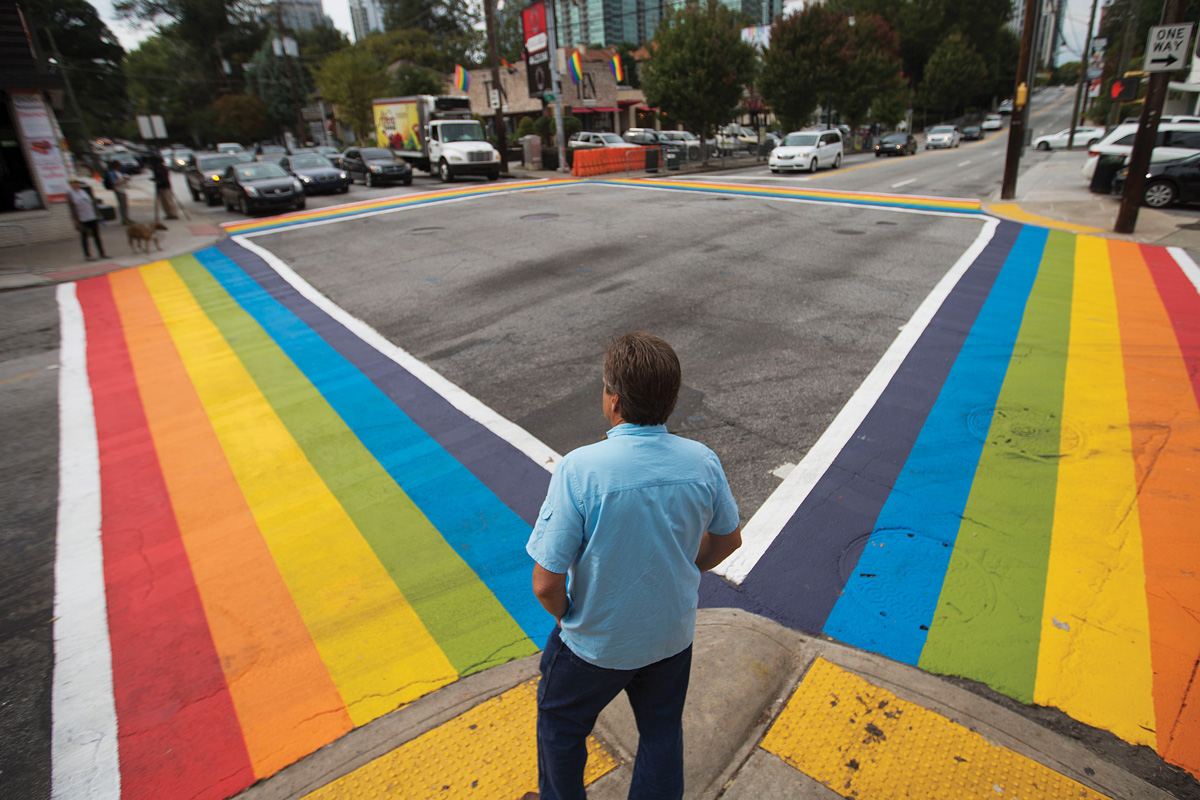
xmin=526 ymin=462 xmax=585 ymax=573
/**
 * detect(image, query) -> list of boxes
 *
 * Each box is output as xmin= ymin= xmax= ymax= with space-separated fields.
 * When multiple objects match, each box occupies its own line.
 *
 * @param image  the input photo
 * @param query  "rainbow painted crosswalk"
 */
xmin=708 ymin=222 xmax=1200 ymax=777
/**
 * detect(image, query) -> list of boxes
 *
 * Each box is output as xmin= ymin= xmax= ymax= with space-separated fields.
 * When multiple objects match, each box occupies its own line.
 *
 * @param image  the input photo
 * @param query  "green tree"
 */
xmin=214 ymin=93 xmax=272 ymax=141
xmin=23 ymin=0 xmax=127 ymax=146
xmin=124 ymin=32 xmax=210 ymax=144
xmin=313 ymin=47 xmax=390 ymax=144
xmin=759 ymin=5 xmax=855 ymax=130
xmin=390 ymin=64 xmax=445 ymax=95
xmin=838 ymin=16 xmax=904 ymax=131
xmin=641 ymin=0 xmax=758 ymax=155
xmin=920 ymin=32 xmax=988 ymax=117
xmin=295 ymin=24 xmax=350 ymax=59
xmin=246 ymin=34 xmax=314 ymax=132
xmin=614 ymin=42 xmax=642 ymax=89
xmin=380 ymin=0 xmax=476 ymax=38
xmin=870 ymin=71 xmax=913 ymax=129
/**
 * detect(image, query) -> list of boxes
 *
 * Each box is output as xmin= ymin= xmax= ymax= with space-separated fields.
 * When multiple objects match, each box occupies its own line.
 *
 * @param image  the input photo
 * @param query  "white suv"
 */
xmin=1081 ymin=122 xmax=1200 ymax=179
xmin=768 ymin=130 xmax=843 ymax=173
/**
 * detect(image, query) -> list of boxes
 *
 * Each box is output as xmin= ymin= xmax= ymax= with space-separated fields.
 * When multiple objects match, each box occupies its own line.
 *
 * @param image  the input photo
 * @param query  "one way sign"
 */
xmin=1143 ymin=23 xmax=1194 ymax=72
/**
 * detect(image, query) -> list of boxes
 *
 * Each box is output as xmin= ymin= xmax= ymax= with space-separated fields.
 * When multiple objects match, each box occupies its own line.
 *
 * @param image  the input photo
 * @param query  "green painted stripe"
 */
xmin=171 ymin=255 xmax=536 ymax=675
xmin=919 ymin=229 xmax=1075 ymax=702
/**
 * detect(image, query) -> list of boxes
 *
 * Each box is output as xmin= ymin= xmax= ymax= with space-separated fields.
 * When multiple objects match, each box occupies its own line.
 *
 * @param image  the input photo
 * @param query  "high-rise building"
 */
xmin=554 ymin=0 xmax=764 ymax=48
xmin=1008 ymin=0 xmax=1058 ymax=67
xmin=272 ymin=0 xmax=334 ymax=32
xmin=350 ymin=0 xmax=384 ymax=41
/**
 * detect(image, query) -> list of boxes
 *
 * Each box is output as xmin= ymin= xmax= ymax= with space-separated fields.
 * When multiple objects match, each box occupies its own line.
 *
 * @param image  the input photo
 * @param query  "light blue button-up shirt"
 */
xmin=527 ymin=423 xmax=739 ymax=669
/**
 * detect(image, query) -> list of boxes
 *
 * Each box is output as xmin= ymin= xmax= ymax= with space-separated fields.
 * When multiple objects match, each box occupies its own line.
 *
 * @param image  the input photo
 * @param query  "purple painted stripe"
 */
xmin=701 ymin=221 xmax=1022 ymax=631
xmin=213 ymin=238 xmax=551 ymax=526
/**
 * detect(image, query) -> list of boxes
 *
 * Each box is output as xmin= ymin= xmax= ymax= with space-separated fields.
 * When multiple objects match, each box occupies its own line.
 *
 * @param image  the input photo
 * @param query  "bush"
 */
xmin=516 ymin=116 xmax=536 ymax=137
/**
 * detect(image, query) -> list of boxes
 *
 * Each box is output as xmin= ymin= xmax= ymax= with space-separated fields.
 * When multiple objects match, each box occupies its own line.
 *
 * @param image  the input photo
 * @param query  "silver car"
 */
xmin=924 ymin=125 xmax=961 ymax=149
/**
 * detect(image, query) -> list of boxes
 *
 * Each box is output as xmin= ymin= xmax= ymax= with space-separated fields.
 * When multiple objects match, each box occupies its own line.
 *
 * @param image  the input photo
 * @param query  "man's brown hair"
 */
xmin=603 ymin=331 xmax=681 ymax=426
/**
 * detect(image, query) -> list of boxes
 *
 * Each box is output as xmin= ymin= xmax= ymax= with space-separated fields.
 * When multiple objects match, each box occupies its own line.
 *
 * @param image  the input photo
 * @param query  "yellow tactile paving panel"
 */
xmin=761 ymin=658 xmax=1110 ymax=799
xmin=301 ymin=679 xmax=617 ymax=799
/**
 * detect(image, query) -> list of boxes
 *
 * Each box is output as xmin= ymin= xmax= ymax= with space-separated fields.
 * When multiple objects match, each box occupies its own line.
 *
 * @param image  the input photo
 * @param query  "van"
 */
xmin=1081 ymin=121 xmax=1200 ymax=180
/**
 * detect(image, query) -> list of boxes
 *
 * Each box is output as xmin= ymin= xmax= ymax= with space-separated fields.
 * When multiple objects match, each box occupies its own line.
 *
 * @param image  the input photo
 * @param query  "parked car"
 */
xmin=1033 ymin=126 xmax=1105 ymax=150
xmin=254 ymin=143 xmax=290 ymax=157
xmin=622 ymin=128 xmax=688 ymax=160
xmin=715 ymin=123 xmax=758 ymax=154
xmin=339 ymin=146 xmax=413 ymax=186
xmin=217 ymin=142 xmax=248 ymax=156
xmin=280 ymin=153 xmax=350 ymax=194
xmin=874 ymin=132 xmax=917 ymax=157
xmin=961 ymin=125 xmax=983 ymax=141
xmin=657 ymin=130 xmax=708 ymax=160
xmin=108 ymin=152 xmax=142 ymax=174
xmin=1081 ymin=122 xmax=1200 ymax=179
xmin=1111 ymin=153 xmax=1200 ymax=207
xmin=169 ymin=148 xmax=195 ymax=171
xmin=924 ymin=125 xmax=961 ymax=149
xmin=981 ymin=114 xmax=1004 ymax=131
xmin=768 ymin=130 xmax=843 ymax=173
xmin=298 ymin=145 xmax=342 ymax=160
xmin=998 ymin=99 xmax=1014 ymax=115
xmin=219 ymin=161 xmax=305 ymax=215
xmin=569 ymin=132 xmax=638 ymax=151
xmin=185 ymin=152 xmax=254 ymax=205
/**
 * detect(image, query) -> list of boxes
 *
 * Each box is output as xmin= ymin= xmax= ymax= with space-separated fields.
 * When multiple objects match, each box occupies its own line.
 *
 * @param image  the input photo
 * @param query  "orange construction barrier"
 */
xmin=570 ymin=146 xmax=658 ymax=177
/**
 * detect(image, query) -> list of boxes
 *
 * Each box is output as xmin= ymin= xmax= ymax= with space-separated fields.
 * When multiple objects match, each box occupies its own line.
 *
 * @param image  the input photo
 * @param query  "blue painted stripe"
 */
xmin=821 ymin=225 xmax=1050 ymax=664
xmin=191 ymin=247 xmax=548 ymax=642
xmin=704 ymin=222 xmax=1023 ymax=631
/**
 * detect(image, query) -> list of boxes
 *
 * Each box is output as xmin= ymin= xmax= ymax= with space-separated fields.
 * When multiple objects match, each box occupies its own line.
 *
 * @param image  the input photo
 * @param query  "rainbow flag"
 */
xmin=454 ymin=63 xmax=469 ymax=92
xmin=610 ymin=53 xmax=624 ymax=83
xmin=568 ymin=50 xmax=583 ymax=84
xmin=55 ymin=241 xmax=554 ymax=798
xmin=501 ymin=57 xmax=518 ymax=75
xmin=713 ymin=223 xmax=1200 ymax=777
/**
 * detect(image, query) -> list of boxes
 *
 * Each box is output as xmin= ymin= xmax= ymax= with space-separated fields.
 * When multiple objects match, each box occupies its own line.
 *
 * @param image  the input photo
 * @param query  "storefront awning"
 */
xmin=571 ymin=107 xmax=619 ymax=113
xmin=617 ymin=99 xmax=640 ymax=107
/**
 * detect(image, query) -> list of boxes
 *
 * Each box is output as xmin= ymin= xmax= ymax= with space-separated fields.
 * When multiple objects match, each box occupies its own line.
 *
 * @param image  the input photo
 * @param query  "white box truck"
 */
xmin=373 ymin=95 xmax=501 ymax=182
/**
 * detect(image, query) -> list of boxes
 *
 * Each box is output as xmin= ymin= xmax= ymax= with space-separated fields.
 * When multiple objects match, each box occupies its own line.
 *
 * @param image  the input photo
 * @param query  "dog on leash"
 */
xmin=126 ymin=221 xmax=167 ymax=254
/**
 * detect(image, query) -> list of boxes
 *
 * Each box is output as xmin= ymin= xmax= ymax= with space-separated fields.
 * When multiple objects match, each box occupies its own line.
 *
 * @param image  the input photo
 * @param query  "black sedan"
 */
xmin=339 ymin=147 xmax=412 ymax=187
xmin=220 ymin=162 xmax=306 ymax=215
xmin=1112 ymin=153 xmax=1200 ymax=208
xmin=186 ymin=153 xmax=253 ymax=205
xmin=874 ymin=133 xmax=917 ymax=157
xmin=280 ymin=154 xmax=350 ymax=195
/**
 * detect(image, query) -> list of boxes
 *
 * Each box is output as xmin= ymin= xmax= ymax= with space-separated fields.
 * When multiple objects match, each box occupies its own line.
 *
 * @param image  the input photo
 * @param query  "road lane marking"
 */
xmin=958 ymin=160 xmax=972 ymax=167
xmin=891 ymin=178 xmax=916 ymax=188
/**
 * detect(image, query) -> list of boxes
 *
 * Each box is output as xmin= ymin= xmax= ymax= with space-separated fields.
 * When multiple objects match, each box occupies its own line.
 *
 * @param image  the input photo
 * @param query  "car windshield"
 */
xmin=599 ymin=134 xmax=625 ymax=144
xmin=173 ymin=150 xmax=194 ymax=159
xmin=782 ymin=133 xmax=818 ymax=146
xmin=441 ymin=122 xmax=485 ymax=142
xmin=197 ymin=155 xmax=244 ymax=171
xmin=360 ymin=148 xmax=394 ymax=160
xmin=218 ymin=145 xmax=244 ymax=153
xmin=259 ymin=145 xmax=286 ymax=154
xmin=930 ymin=126 xmax=954 ymax=134
xmin=882 ymin=134 xmax=908 ymax=143
xmin=290 ymin=155 xmax=332 ymax=168
xmin=236 ymin=164 xmax=287 ymax=180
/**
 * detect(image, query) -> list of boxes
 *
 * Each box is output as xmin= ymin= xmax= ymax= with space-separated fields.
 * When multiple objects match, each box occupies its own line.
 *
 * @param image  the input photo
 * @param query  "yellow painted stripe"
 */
xmin=140 ymin=259 xmax=458 ymax=724
xmin=1034 ymin=235 xmax=1155 ymax=745
xmin=987 ymin=203 xmax=1105 ymax=234
xmin=762 ymin=658 xmax=1111 ymax=799
xmin=300 ymin=680 xmax=617 ymax=800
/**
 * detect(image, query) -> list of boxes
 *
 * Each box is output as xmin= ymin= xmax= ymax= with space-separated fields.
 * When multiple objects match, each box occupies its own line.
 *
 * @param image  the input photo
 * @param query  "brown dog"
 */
xmin=126 ymin=221 xmax=167 ymax=254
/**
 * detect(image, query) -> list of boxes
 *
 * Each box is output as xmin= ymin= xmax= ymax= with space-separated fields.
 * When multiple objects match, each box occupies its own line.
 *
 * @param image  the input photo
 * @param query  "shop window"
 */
xmin=0 ymin=100 xmax=41 ymax=212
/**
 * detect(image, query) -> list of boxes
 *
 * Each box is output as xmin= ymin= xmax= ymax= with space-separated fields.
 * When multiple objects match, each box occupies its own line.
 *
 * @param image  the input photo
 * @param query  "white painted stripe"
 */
xmin=652 ymin=174 xmax=811 ymax=182
xmin=715 ymin=216 xmax=1001 ymax=583
xmin=957 ymin=160 xmax=972 ymax=167
xmin=52 ymin=283 xmax=120 ymax=800
xmin=890 ymin=178 xmax=916 ymax=188
xmin=232 ymin=235 xmax=563 ymax=474
xmin=1167 ymin=246 xmax=1200 ymax=294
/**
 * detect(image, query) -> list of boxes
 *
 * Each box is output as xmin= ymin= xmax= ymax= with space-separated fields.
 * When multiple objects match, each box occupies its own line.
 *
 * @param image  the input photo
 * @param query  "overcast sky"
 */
xmin=91 ymin=0 xmax=1097 ymax=64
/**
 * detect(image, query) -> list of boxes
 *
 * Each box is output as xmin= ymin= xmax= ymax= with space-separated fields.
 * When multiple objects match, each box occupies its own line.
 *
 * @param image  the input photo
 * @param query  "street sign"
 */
xmin=1143 ymin=23 xmax=1193 ymax=72
xmin=489 ymin=89 xmax=500 ymax=110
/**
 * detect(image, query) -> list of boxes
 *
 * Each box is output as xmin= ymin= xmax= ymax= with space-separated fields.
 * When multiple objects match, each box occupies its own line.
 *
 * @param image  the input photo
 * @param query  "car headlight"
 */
xmin=210 ymin=175 xmax=220 ymax=181
xmin=339 ymin=171 xmax=348 ymax=179
xmin=368 ymin=165 xmax=380 ymax=172
xmin=300 ymin=175 xmax=313 ymax=182
xmin=244 ymin=186 xmax=260 ymax=197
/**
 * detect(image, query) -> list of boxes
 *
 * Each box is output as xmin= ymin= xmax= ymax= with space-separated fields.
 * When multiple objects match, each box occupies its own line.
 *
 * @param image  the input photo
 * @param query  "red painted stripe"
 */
xmin=1142 ymin=246 xmax=1200 ymax=408
xmin=77 ymin=276 xmax=255 ymax=800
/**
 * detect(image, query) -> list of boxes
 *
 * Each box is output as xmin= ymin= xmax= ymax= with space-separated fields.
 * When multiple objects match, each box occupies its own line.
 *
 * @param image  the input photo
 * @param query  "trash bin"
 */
xmin=645 ymin=148 xmax=660 ymax=173
xmin=1090 ymin=153 xmax=1125 ymax=194
xmin=665 ymin=148 xmax=681 ymax=170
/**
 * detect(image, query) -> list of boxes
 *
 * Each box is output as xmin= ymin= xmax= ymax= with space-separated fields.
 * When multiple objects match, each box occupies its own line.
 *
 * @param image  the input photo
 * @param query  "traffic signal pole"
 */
xmin=1067 ymin=0 xmax=1100 ymax=150
xmin=1000 ymin=0 xmax=1038 ymax=200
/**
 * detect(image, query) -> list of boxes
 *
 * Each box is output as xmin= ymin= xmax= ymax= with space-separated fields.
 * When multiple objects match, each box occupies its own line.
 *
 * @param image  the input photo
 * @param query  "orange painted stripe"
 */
xmin=1108 ymin=241 xmax=1200 ymax=775
xmin=108 ymin=267 xmax=354 ymax=776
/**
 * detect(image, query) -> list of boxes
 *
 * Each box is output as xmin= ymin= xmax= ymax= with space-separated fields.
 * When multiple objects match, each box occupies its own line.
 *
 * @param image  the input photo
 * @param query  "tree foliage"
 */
xmin=390 ymin=65 xmax=446 ymax=95
xmin=213 ymin=93 xmax=272 ymax=141
xmin=22 ymin=0 xmax=127 ymax=146
xmin=380 ymin=0 xmax=476 ymax=39
xmin=641 ymin=0 xmax=758 ymax=147
xmin=246 ymin=35 xmax=314 ymax=132
xmin=919 ymin=32 xmax=987 ymax=116
xmin=313 ymin=47 xmax=390 ymax=144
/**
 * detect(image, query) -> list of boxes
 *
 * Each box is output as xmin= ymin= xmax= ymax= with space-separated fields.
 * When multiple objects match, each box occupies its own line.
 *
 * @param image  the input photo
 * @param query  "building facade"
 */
xmin=553 ymin=0 xmax=769 ymax=49
xmin=349 ymin=0 xmax=384 ymax=42
xmin=273 ymin=0 xmax=334 ymax=32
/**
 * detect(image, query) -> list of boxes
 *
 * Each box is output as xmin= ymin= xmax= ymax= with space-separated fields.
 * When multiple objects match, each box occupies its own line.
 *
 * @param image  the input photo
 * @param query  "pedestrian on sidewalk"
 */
xmin=106 ymin=160 xmax=130 ymax=224
xmin=67 ymin=178 xmax=108 ymax=261
xmin=151 ymin=152 xmax=179 ymax=220
xmin=526 ymin=331 xmax=742 ymax=800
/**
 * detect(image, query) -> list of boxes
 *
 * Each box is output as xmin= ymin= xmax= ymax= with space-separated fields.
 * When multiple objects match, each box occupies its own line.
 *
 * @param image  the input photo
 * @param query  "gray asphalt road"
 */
xmin=259 ymin=182 xmax=986 ymax=518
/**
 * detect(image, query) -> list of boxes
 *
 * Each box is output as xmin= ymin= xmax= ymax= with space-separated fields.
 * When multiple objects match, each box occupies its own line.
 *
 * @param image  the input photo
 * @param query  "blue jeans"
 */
xmin=537 ymin=626 xmax=691 ymax=800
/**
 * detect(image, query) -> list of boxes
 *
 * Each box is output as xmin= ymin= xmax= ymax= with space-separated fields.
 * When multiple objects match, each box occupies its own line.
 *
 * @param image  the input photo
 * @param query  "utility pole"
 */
xmin=1067 ymin=0 xmax=1100 ymax=149
xmin=45 ymin=28 xmax=95 ymax=174
xmin=1114 ymin=0 xmax=1186 ymax=234
xmin=1108 ymin=0 xmax=1142 ymax=129
xmin=483 ymin=0 xmax=509 ymax=173
xmin=547 ymin=0 xmax=568 ymax=172
xmin=1001 ymin=0 xmax=1039 ymax=199
xmin=274 ymin=4 xmax=307 ymax=146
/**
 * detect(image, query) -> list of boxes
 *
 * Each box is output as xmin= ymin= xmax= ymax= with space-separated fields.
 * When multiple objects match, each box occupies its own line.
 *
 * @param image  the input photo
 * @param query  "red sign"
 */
xmin=523 ymin=1 xmax=547 ymax=52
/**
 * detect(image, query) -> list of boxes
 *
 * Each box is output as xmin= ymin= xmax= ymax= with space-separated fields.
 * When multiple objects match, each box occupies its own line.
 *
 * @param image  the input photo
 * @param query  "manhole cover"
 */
xmin=521 ymin=213 xmax=559 ymax=221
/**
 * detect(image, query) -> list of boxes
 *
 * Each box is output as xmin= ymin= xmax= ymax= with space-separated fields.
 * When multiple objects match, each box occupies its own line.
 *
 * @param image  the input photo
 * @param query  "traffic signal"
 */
xmin=1110 ymin=78 xmax=1139 ymax=102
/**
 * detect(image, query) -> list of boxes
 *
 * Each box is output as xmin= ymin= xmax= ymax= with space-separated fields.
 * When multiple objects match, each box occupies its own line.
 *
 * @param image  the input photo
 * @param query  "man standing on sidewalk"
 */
xmin=66 ymin=178 xmax=108 ymax=261
xmin=526 ymin=331 xmax=742 ymax=800
xmin=151 ymin=151 xmax=179 ymax=220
